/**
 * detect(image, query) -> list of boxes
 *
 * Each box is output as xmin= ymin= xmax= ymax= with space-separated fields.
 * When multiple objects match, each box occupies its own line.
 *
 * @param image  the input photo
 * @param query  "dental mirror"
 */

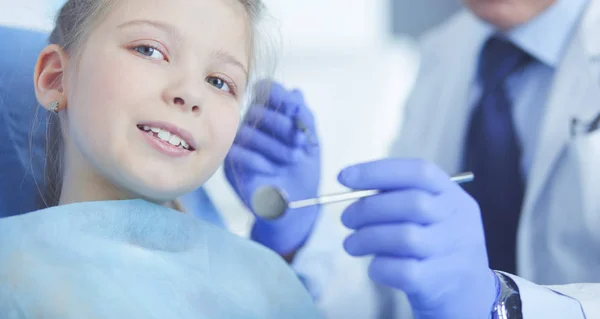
xmin=251 ymin=172 xmax=475 ymax=220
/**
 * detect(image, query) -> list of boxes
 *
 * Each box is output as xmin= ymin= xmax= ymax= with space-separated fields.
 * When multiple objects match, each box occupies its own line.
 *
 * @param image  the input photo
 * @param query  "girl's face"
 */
xmin=38 ymin=0 xmax=251 ymax=202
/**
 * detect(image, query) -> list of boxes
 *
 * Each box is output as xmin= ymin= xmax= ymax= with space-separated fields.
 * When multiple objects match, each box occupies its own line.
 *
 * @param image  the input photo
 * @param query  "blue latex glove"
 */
xmin=224 ymin=82 xmax=321 ymax=255
xmin=338 ymin=159 xmax=500 ymax=319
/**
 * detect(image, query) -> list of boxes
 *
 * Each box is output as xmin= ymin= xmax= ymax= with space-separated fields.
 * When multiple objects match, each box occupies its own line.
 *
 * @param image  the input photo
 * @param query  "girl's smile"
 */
xmin=137 ymin=121 xmax=196 ymax=158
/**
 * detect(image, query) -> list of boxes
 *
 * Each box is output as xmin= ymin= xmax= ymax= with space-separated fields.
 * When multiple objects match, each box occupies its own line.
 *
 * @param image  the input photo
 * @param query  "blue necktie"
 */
xmin=464 ymin=36 xmax=534 ymax=273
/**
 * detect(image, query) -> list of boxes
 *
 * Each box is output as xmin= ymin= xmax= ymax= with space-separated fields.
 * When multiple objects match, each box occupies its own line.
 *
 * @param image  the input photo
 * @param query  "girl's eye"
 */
xmin=133 ymin=45 xmax=165 ymax=60
xmin=206 ymin=76 xmax=232 ymax=94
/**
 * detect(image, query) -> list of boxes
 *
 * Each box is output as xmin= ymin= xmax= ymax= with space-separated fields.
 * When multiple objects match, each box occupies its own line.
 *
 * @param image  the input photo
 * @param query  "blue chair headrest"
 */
xmin=0 ymin=26 xmax=50 ymax=216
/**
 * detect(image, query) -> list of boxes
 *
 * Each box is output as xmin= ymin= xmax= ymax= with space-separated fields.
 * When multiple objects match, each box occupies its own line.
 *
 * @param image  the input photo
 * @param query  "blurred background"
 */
xmin=0 ymin=0 xmax=461 ymax=236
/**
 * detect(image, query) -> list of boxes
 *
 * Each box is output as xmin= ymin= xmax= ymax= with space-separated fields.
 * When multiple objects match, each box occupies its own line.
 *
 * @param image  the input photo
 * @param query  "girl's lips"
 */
xmin=136 ymin=121 xmax=197 ymax=150
xmin=139 ymin=128 xmax=193 ymax=158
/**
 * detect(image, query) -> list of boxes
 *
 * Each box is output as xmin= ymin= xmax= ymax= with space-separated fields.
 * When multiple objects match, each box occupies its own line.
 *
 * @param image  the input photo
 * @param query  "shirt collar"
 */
xmin=477 ymin=0 xmax=589 ymax=67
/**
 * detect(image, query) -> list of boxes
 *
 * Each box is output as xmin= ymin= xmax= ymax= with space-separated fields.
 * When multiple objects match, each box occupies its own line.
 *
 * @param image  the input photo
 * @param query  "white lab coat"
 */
xmin=385 ymin=1 xmax=600 ymax=318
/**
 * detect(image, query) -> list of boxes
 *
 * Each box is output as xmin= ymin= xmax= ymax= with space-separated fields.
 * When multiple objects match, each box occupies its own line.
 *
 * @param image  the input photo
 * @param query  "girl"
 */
xmin=0 ymin=0 xmax=321 ymax=318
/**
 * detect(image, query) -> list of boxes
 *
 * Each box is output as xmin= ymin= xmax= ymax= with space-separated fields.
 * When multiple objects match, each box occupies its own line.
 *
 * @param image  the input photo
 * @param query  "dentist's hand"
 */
xmin=338 ymin=159 xmax=499 ymax=319
xmin=224 ymin=82 xmax=321 ymax=256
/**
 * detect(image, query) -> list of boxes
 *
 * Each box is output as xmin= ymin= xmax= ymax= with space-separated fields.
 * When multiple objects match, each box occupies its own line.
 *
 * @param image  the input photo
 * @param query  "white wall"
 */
xmin=262 ymin=0 xmax=392 ymax=54
xmin=0 ymin=0 xmax=56 ymax=31
xmin=1 ymin=0 xmax=418 ymax=236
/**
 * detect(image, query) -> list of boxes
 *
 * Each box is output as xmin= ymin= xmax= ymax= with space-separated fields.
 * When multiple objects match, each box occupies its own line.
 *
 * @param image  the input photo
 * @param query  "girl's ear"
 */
xmin=34 ymin=44 xmax=70 ymax=112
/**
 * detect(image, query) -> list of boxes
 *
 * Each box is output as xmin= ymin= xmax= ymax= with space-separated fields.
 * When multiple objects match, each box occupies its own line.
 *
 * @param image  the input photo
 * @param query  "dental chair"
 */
xmin=0 ymin=26 xmax=49 ymax=216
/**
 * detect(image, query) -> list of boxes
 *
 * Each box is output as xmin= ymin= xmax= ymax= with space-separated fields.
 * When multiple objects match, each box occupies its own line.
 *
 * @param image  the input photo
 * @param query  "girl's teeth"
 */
xmin=142 ymin=125 xmax=190 ymax=149
xmin=157 ymin=130 xmax=171 ymax=141
xmin=168 ymin=135 xmax=181 ymax=146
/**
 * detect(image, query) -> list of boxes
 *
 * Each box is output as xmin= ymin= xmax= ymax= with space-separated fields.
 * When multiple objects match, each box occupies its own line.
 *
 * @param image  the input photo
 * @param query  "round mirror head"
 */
xmin=250 ymin=185 xmax=289 ymax=220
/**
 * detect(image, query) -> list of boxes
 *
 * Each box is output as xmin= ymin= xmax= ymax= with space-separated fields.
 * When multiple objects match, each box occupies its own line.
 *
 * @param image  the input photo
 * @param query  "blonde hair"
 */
xmin=40 ymin=0 xmax=278 ymax=207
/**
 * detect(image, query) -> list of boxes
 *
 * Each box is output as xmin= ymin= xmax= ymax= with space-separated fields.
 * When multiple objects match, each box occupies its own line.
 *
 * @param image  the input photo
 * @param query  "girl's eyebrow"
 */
xmin=117 ymin=19 xmax=181 ymax=40
xmin=214 ymin=50 xmax=248 ymax=77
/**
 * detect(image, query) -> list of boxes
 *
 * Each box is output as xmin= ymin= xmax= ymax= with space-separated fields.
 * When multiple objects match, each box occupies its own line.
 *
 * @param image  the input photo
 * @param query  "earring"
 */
xmin=49 ymin=101 xmax=59 ymax=114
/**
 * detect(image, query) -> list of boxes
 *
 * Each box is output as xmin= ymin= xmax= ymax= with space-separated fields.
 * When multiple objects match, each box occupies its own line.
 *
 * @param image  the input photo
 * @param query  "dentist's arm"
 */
xmin=338 ymin=158 xmax=588 ymax=318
